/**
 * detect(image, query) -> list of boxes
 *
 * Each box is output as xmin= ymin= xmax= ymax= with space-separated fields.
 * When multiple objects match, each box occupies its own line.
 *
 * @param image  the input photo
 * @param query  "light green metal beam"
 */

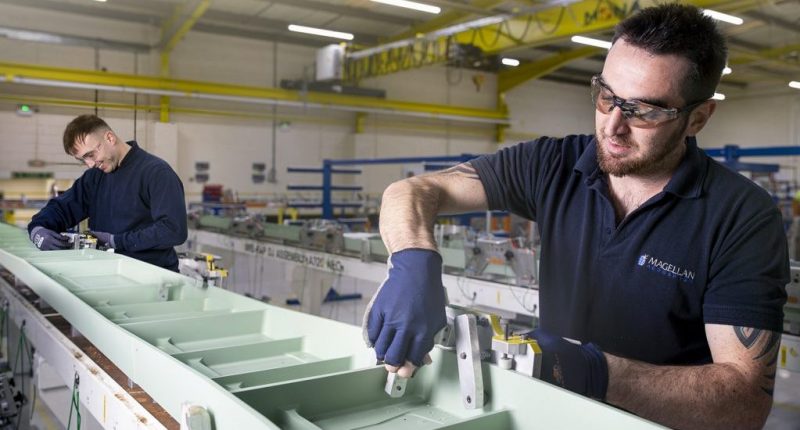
xmin=497 ymin=46 xmax=599 ymax=93
xmin=0 ymin=222 xmax=668 ymax=429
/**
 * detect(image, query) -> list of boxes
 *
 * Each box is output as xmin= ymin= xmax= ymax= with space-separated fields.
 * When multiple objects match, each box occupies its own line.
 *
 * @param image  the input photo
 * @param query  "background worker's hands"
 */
xmin=363 ymin=248 xmax=447 ymax=378
xmin=29 ymin=226 xmax=69 ymax=251
xmin=88 ymin=230 xmax=115 ymax=249
xmin=528 ymin=328 xmax=609 ymax=400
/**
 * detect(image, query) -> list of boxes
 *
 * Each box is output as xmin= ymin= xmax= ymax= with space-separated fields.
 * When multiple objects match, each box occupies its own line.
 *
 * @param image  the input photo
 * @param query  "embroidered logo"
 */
xmin=637 ymin=254 xmax=695 ymax=284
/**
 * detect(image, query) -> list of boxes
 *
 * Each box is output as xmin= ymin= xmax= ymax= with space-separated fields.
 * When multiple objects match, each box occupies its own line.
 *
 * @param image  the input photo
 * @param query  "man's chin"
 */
xmin=598 ymin=153 xmax=637 ymax=176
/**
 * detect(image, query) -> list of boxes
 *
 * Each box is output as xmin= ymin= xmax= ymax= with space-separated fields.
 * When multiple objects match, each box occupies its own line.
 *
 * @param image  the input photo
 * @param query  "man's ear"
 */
xmin=686 ymin=100 xmax=716 ymax=137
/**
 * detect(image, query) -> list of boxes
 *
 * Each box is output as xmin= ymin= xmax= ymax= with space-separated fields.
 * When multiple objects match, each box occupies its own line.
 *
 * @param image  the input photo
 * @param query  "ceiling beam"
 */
xmin=742 ymin=9 xmax=800 ymax=35
xmin=386 ymin=0 xmax=506 ymax=42
xmin=498 ymin=46 xmax=598 ymax=93
xmin=201 ymin=10 xmax=379 ymax=46
xmin=192 ymin=22 xmax=328 ymax=48
xmin=160 ymin=0 xmax=212 ymax=53
xmin=0 ymin=0 xmax=162 ymax=24
xmin=423 ymin=0 xmax=502 ymax=15
xmin=0 ymin=25 xmax=150 ymax=52
xmin=0 ymin=61 xmax=508 ymax=124
xmin=262 ymin=0 xmax=418 ymax=27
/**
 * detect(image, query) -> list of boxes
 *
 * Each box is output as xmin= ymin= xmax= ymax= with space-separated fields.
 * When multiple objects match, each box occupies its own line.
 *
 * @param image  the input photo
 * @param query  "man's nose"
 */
xmin=603 ymin=106 xmax=631 ymax=136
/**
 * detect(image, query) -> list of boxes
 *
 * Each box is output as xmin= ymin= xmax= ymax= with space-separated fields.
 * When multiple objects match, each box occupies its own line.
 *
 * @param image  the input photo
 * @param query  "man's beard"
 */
xmin=595 ymin=118 xmax=689 ymax=177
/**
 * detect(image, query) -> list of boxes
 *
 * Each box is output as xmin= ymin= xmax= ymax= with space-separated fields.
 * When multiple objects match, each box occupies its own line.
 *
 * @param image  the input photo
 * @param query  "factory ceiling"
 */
xmin=1 ymin=0 xmax=799 ymax=99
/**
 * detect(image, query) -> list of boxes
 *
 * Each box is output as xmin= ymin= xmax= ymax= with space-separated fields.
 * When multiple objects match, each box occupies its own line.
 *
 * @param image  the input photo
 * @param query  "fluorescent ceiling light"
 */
xmin=722 ymin=66 xmax=732 ymax=75
xmin=371 ymin=0 xmax=440 ymax=14
xmin=570 ymin=35 xmax=611 ymax=50
xmin=711 ymin=93 xmax=725 ymax=100
xmin=789 ymin=81 xmax=800 ymax=90
xmin=501 ymin=58 xmax=520 ymax=67
xmin=93 ymin=0 xmax=107 ymax=2
xmin=702 ymin=9 xmax=743 ymax=25
xmin=288 ymin=25 xmax=353 ymax=41
xmin=0 ymin=28 xmax=63 ymax=44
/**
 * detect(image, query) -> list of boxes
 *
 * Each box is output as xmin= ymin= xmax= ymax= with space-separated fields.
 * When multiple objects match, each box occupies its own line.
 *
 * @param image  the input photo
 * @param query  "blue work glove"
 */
xmin=88 ymin=230 xmax=116 ymax=249
xmin=29 ymin=226 xmax=69 ymax=251
xmin=362 ymin=248 xmax=447 ymax=368
xmin=528 ymin=328 xmax=609 ymax=400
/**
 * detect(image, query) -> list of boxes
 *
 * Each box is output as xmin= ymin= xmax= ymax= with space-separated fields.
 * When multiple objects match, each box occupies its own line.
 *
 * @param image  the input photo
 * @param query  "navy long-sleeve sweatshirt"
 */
xmin=28 ymin=141 xmax=187 ymax=271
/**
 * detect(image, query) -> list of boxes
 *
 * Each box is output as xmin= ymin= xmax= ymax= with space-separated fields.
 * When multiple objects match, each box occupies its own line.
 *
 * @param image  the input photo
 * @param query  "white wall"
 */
xmin=505 ymin=79 xmax=596 ymax=143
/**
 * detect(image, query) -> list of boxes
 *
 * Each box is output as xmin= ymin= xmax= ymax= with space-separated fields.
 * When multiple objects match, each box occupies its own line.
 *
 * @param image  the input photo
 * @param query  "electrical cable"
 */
xmin=66 ymin=372 xmax=81 ymax=430
xmin=534 ymin=6 xmax=567 ymax=36
xmin=507 ymin=284 xmax=538 ymax=314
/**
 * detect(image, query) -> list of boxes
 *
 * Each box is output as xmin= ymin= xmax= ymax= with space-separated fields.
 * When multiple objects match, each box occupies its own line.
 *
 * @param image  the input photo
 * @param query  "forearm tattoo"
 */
xmin=442 ymin=163 xmax=480 ymax=180
xmin=734 ymin=326 xmax=781 ymax=396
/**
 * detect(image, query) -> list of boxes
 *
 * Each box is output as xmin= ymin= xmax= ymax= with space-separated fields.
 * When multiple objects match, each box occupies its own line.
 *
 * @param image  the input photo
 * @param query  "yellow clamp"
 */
xmin=489 ymin=314 xmax=541 ymax=352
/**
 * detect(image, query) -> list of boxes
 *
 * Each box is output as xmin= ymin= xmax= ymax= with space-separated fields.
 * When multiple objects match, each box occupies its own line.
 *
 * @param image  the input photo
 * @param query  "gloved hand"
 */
xmin=363 ymin=248 xmax=447 ymax=372
xmin=528 ymin=328 xmax=608 ymax=400
xmin=30 ymin=226 xmax=69 ymax=251
xmin=88 ymin=230 xmax=115 ymax=249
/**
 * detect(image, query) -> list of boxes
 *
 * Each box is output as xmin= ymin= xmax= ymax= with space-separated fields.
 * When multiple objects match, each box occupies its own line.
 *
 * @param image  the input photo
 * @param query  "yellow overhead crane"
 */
xmin=344 ymin=0 xmax=768 ymax=84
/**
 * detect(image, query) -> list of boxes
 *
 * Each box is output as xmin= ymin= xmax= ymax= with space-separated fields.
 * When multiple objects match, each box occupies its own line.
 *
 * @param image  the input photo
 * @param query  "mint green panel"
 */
xmin=261 ymin=223 xmax=303 ymax=242
xmin=234 ymin=348 xmax=663 ymax=429
xmin=198 ymin=215 xmax=234 ymax=230
xmin=0 ymin=223 xmax=664 ymax=429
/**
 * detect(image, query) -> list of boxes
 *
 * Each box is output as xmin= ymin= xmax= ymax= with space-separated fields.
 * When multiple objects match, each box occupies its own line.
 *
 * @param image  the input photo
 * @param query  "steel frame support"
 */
xmin=0 ymin=276 xmax=167 ymax=429
xmin=0 ymin=62 xmax=508 ymax=125
xmin=344 ymin=0 xmax=766 ymax=82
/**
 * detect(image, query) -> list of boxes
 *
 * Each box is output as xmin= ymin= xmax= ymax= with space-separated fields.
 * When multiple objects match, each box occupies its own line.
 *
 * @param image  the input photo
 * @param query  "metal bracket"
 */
xmin=384 ymin=372 xmax=408 ymax=398
xmin=454 ymin=313 xmax=484 ymax=409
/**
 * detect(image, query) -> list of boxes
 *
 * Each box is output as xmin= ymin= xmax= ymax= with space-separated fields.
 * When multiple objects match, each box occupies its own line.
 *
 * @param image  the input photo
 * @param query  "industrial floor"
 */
xmin=765 ymin=369 xmax=800 ymax=430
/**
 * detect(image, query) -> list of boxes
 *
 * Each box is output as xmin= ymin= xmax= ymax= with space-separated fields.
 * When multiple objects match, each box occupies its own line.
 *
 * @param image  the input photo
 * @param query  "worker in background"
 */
xmin=28 ymin=115 xmax=187 ymax=272
xmin=363 ymin=5 xmax=787 ymax=429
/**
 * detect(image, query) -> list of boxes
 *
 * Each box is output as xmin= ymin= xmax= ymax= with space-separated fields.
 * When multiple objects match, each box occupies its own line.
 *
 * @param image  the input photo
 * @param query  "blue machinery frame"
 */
xmin=705 ymin=145 xmax=800 ymax=174
xmin=299 ymin=145 xmax=800 ymax=219
xmin=319 ymin=154 xmax=476 ymax=219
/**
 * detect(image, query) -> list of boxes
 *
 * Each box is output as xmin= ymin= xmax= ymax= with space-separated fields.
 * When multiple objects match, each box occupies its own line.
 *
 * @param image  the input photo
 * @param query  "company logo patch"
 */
xmin=637 ymin=254 xmax=695 ymax=284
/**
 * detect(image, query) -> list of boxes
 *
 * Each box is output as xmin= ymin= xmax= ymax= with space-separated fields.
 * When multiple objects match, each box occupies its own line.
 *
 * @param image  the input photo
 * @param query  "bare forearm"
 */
xmin=606 ymin=354 xmax=770 ymax=430
xmin=379 ymin=179 xmax=441 ymax=252
xmin=379 ymin=163 xmax=487 ymax=253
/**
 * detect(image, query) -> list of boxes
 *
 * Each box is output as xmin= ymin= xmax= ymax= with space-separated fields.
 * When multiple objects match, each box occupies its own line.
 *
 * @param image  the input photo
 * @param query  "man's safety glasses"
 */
xmin=591 ymin=75 xmax=707 ymax=128
xmin=74 ymin=139 xmax=103 ymax=165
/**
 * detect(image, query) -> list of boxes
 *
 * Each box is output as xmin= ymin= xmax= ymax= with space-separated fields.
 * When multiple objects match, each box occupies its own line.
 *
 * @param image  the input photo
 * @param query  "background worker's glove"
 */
xmin=29 ymin=226 xmax=69 ymax=251
xmin=363 ymin=248 xmax=447 ymax=368
xmin=528 ymin=328 xmax=609 ymax=400
xmin=88 ymin=230 xmax=116 ymax=249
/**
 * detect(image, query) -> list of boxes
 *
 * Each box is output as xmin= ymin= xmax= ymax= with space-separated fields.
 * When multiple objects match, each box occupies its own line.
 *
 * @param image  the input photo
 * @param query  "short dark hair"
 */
xmin=612 ymin=4 xmax=727 ymax=103
xmin=63 ymin=115 xmax=111 ymax=155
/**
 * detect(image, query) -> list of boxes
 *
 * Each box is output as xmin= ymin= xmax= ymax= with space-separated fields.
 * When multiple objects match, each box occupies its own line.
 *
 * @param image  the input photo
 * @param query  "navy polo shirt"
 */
xmin=471 ymin=135 xmax=788 ymax=365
